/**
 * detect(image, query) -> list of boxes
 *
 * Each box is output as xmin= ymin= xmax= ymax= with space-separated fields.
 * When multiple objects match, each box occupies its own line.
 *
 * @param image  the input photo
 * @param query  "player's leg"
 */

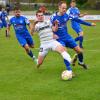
xmin=24 ymin=44 xmax=36 ymax=60
xmin=37 ymin=55 xmax=45 ymax=68
xmin=25 ymin=33 xmax=37 ymax=60
xmin=37 ymin=45 xmax=48 ymax=68
xmin=3 ymin=21 xmax=9 ymax=37
xmin=52 ymin=41 xmax=72 ymax=71
xmin=76 ymin=31 xmax=84 ymax=48
xmin=73 ymin=46 xmax=87 ymax=69
xmin=0 ymin=22 xmax=3 ymax=30
xmin=74 ymin=25 xmax=84 ymax=48
xmin=16 ymin=34 xmax=36 ymax=60
xmin=66 ymin=38 xmax=87 ymax=69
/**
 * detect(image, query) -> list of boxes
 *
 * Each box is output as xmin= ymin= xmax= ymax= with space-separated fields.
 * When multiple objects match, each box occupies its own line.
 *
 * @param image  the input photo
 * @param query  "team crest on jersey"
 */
xmin=64 ymin=18 xmax=67 ymax=21
xmin=20 ymin=20 xmax=23 ymax=23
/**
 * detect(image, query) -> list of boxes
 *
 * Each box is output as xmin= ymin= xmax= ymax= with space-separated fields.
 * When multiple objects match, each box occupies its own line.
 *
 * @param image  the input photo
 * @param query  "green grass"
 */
xmin=0 ymin=22 xmax=100 ymax=100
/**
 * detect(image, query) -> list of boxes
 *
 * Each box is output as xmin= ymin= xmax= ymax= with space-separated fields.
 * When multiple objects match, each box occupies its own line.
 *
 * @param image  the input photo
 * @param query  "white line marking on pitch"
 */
xmin=84 ymin=37 xmax=100 ymax=42
xmin=85 ymin=49 xmax=100 ymax=52
xmin=34 ymin=48 xmax=100 ymax=52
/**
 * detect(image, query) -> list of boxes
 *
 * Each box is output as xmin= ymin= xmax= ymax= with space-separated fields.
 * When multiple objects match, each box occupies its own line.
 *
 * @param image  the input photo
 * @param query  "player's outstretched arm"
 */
xmin=79 ymin=12 xmax=88 ymax=17
xmin=29 ymin=23 xmax=34 ymax=35
xmin=30 ymin=20 xmax=38 ymax=35
xmin=72 ymin=18 xmax=96 ymax=26
xmin=91 ymin=23 xmax=96 ymax=26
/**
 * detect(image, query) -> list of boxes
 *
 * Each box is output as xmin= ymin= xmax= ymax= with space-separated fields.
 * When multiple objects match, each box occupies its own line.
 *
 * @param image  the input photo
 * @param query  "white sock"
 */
xmin=61 ymin=51 xmax=72 ymax=63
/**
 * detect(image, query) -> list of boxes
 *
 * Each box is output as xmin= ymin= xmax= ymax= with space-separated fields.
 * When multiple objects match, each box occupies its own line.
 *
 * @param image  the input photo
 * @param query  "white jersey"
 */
xmin=35 ymin=20 xmax=54 ymax=44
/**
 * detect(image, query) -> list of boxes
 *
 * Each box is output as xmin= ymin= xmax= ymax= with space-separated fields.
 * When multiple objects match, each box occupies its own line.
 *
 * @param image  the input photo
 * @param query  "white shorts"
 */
xmin=39 ymin=40 xmax=61 ymax=57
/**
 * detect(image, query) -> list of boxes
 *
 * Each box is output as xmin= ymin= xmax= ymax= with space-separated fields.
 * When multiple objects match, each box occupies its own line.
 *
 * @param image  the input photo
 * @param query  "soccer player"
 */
xmin=67 ymin=0 xmax=87 ymax=48
xmin=50 ymin=1 xmax=96 ymax=69
xmin=7 ymin=7 xmax=36 ymax=62
xmin=0 ymin=6 xmax=2 ymax=29
xmin=1 ymin=6 xmax=9 ymax=37
xmin=32 ymin=10 xmax=72 ymax=75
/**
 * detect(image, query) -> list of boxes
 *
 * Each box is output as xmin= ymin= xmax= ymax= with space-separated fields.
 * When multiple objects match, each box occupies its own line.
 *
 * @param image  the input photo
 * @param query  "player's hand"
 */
xmin=91 ymin=23 xmax=96 ymax=26
xmin=54 ymin=20 xmax=59 ymax=26
xmin=34 ymin=20 xmax=38 ymax=25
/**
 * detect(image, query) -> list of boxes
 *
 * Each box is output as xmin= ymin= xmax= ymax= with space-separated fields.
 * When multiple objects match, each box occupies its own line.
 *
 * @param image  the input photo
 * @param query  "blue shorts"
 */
xmin=0 ymin=21 xmax=7 ymax=28
xmin=0 ymin=22 xmax=3 ymax=29
xmin=16 ymin=31 xmax=34 ymax=47
xmin=2 ymin=21 xmax=7 ymax=27
xmin=57 ymin=37 xmax=78 ymax=49
xmin=72 ymin=22 xmax=83 ymax=34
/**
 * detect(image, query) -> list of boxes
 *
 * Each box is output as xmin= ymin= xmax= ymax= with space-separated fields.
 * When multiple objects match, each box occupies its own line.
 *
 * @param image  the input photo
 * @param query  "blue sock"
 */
xmin=78 ymin=53 xmax=83 ymax=63
xmin=75 ymin=36 xmax=80 ymax=41
xmin=64 ymin=59 xmax=72 ymax=71
xmin=79 ymin=36 xmax=83 ymax=48
xmin=28 ymin=50 xmax=33 ymax=58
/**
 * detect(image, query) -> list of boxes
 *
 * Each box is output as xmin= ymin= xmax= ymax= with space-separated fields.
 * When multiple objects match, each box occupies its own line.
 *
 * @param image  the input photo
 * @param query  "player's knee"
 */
xmin=38 ymin=60 xmax=43 ymax=65
xmin=74 ymin=46 xmax=83 ymax=54
xmin=56 ymin=45 xmax=66 ymax=53
xmin=24 ymin=45 xmax=30 ymax=52
xmin=30 ymin=45 xmax=34 ymax=48
xmin=79 ymin=31 xmax=84 ymax=36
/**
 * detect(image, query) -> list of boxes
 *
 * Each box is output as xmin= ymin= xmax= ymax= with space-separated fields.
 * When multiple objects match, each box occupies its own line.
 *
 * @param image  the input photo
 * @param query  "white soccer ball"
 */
xmin=61 ymin=70 xmax=72 ymax=80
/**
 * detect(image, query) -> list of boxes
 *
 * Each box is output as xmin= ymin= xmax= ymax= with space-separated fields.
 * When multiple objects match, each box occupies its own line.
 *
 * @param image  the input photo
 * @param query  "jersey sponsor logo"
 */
xmin=39 ymin=25 xmax=50 ymax=31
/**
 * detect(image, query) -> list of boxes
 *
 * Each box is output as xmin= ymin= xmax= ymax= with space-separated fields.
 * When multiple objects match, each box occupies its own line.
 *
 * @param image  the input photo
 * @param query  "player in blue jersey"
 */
xmin=0 ymin=6 xmax=2 ymax=29
xmin=50 ymin=1 xmax=96 ymax=69
xmin=67 ymin=0 xmax=87 ymax=48
xmin=7 ymin=7 xmax=37 ymax=62
xmin=0 ymin=6 xmax=9 ymax=37
xmin=1 ymin=7 xmax=9 ymax=37
xmin=67 ymin=0 xmax=96 ymax=66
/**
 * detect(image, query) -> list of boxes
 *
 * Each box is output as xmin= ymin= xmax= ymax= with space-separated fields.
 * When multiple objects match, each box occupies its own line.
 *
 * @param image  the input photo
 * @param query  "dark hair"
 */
xmin=13 ymin=7 xmax=20 ymax=11
xmin=70 ymin=0 xmax=76 ymax=3
xmin=36 ymin=10 xmax=43 ymax=16
xmin=58 ymin=1 xmax=67 ymax=7
xmin=0 ymin=5 xmax=2 ymax=11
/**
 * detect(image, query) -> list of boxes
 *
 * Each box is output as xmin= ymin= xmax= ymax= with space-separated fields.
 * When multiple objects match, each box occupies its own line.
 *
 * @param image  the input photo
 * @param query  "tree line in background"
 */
xmin=8 ymin=0 xmax=100 ymax=10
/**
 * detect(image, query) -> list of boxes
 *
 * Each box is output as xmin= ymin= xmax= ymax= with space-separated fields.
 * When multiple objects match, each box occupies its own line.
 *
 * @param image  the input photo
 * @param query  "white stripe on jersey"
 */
xmin=35 ymin=20 xmax=54 ymax=44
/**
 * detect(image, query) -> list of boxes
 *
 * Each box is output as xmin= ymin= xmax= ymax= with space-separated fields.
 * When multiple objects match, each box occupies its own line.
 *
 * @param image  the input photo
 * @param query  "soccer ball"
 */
xmin=61 ymin=70 xmax=72 ymax=80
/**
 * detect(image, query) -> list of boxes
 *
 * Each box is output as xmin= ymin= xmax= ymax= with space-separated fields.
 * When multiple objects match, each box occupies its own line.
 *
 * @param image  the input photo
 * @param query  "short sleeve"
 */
xmin=50 ymin=13 xmax=56 ymax=25
xmin=25 ymin=17 xmax=30 ymax=25
xmin=66 ymin=9 xmax=70 ymax=15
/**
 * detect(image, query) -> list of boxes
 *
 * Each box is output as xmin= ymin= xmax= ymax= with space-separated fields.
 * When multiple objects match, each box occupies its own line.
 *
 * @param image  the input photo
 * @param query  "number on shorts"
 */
xmin=40 ymin=48 xmax=43 ymax=52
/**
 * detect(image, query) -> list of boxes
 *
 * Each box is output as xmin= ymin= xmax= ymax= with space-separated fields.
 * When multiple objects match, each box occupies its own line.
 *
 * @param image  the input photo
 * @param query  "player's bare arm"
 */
xmin=30 ymin=20 xmax=38 ymax=35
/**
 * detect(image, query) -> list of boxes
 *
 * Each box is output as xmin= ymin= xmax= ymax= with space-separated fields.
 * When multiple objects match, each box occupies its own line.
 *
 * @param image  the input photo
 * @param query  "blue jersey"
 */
xmin=9 ymin=16 xmax=34 ymax=47
xmin=50 ymin=12 xmax=71 ymax=41
xmin=9 ymin=16 xmax=30 ymax=34
xmin=1 ymin=11 xmax=8 ymax=21
xmin=50 ymin=12 xmax=92 ymax=48
xmin=1 ymin=11 xmax=8 ymax=27
xmin=0 ymin=11 xmax=2 ymax=28
xmin=67 ymin=7 xmax=82 ymax=33
xmin=67 ymin=7 xmax=80 ymax=18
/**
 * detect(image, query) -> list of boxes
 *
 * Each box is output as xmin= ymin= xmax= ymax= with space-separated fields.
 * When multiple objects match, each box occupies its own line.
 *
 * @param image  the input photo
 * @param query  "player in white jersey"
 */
xmin=31 ymin=10 xmax=73 ymax=74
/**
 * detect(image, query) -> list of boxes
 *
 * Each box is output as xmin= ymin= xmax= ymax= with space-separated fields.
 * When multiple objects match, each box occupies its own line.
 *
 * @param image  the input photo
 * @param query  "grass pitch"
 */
xmin=0 ymin=22 xmax=100 ymax=100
